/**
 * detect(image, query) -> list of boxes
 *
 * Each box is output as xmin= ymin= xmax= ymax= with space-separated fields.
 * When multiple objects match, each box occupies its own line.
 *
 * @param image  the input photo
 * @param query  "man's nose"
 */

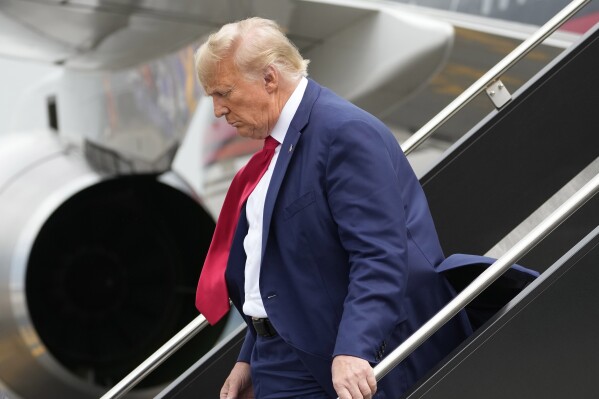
xmin=213 ymin=98 xmax=229 ymax=118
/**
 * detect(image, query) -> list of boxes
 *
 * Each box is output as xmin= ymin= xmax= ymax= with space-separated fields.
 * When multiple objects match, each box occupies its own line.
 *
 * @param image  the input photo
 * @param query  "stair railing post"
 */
xmin=401 ymin=0 xmax=590 ymax=155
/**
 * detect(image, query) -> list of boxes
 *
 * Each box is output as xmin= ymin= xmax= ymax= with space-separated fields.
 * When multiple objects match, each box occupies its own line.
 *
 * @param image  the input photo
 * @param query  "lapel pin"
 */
xmin=288 ymin=144 xmax=294 ymax=153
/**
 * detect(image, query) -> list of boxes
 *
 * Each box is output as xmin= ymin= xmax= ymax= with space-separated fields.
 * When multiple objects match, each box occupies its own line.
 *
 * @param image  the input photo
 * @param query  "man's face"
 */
xmin=205 ymin=57 xmax=277 ymax=140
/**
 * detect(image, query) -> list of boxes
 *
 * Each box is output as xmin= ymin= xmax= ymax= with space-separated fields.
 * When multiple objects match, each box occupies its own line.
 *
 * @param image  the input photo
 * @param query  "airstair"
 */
xmin=101 ymin=2 xmax=599 ymax=397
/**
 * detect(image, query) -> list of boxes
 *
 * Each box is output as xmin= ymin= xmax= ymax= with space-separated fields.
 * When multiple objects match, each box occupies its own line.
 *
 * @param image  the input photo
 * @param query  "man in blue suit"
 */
xmin=195 ymin=17 xmax=473 ymax=399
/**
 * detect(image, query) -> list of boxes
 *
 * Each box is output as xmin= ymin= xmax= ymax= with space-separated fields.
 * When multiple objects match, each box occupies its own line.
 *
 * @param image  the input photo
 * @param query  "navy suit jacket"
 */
xmin=224 ymin=80 xmax=474 ymax=398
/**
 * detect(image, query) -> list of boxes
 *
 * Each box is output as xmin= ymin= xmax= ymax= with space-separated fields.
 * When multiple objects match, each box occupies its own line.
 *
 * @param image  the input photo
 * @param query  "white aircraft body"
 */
xmin=0 ymin=0 xmax=591 ymax=397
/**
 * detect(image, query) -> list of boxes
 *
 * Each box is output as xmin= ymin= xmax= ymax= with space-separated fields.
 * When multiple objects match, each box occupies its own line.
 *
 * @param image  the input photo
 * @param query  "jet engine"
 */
xmin=0 ymin=132 xmax=224 ymax=398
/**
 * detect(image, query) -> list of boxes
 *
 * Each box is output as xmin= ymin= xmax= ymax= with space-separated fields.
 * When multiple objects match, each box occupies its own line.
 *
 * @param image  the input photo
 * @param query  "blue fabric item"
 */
xmin=438 ymin=254 xmax=540 ymax=330
xmin=251 ymin=334 xmax=327 ymax=398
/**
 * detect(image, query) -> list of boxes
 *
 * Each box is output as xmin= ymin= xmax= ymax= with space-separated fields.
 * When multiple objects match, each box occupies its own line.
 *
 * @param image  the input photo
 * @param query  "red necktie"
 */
xmin=196 ymin=135 xmax=280 ymax=324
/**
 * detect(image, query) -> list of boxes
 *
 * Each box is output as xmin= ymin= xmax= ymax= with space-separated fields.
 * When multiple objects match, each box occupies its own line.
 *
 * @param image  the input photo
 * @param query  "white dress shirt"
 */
xmin=242 ymin=77 xmax=308 ymax=318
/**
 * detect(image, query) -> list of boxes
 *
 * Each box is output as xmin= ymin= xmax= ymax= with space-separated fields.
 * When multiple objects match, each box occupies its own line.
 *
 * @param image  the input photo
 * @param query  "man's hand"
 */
xmin=220 ymin=361 xmax=254 ymax=399
xmin=332 ymin=355 xmax=377 ymax=399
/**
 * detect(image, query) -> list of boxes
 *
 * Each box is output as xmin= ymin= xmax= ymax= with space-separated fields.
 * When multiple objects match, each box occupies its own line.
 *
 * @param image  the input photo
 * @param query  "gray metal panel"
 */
xmin=421 ymin=23 xmax=599 ymax=271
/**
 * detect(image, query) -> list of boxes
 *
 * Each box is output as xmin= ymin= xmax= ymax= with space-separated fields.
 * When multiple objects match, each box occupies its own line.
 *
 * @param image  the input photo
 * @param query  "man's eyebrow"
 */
xmin=221 ymin=85 xmax=234 ymax=95
xmin=205 ymin=85 xmax=233 ymax=96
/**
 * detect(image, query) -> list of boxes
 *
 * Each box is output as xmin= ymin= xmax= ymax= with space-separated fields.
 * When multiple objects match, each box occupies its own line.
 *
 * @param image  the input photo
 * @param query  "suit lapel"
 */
xmin=260 ymin=79 xmax=320 ymax=259
xmin=261 ymin=128 xmax=301 ymax=260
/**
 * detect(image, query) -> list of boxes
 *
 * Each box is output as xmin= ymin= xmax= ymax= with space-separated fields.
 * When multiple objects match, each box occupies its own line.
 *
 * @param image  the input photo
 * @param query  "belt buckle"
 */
xmin=252 ymin=317 xmax=277 ymax=338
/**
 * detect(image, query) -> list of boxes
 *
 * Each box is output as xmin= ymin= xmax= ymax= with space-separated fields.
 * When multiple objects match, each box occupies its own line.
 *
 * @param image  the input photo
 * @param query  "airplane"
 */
xmin=0 ymin=0 xmax=596 ymax=398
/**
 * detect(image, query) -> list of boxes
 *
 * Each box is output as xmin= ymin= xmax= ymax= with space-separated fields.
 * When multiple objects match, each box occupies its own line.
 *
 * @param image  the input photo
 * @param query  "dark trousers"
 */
xmin=250 ymin=333 xmax=331 ymax=398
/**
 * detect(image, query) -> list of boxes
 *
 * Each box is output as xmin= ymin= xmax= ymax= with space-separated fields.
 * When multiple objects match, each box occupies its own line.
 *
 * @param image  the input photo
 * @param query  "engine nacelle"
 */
xmin=0 ymin=132 xmax=225 ymax=398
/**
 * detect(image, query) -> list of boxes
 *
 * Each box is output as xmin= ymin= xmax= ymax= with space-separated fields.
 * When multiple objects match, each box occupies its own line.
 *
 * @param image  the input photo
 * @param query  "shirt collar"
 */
xmin=269 ymin=77 xmax=308 ymax=144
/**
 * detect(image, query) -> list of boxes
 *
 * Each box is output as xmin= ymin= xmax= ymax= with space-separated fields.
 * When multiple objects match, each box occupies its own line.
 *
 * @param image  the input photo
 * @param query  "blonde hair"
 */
xmin=195 ymin=17 xmax=309 ymax=88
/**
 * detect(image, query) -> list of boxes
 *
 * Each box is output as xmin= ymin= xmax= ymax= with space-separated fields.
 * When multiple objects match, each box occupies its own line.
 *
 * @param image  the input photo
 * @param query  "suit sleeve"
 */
xmin=326 ymin=119 xmax=409 ymax=363
xmin=237 ymin=327 xmax=255 ymax=363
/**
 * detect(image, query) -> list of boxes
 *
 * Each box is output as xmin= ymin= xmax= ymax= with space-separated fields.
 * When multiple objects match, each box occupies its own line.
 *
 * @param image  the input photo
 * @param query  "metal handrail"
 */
xmin=102 ymin=1 xmax=591 ymax=397
xmin=100 ymin=314 xmax=209 ymax=399
xmin=401 ymin=0 xmax=590 ymax=155
xmin=372 ymin=172 xmax=599 ymax=384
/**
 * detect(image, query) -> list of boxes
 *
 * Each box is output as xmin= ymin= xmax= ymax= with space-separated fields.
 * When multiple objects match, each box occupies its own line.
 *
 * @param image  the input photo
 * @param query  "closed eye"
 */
xmin=207 ymin=84 xmax=234 ymax=100
xmin=215 ymin=86 xmax=233 ymax=98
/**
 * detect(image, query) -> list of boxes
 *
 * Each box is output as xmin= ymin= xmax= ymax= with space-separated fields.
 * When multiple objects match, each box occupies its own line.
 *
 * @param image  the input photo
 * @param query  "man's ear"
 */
xmin=263 ymin=65 xmax=279 ymax=93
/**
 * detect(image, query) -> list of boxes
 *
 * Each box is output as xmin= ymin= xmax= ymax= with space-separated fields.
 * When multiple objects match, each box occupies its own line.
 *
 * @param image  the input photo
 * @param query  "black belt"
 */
xmin=252 ymin=317 xmax=277 ymax=338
